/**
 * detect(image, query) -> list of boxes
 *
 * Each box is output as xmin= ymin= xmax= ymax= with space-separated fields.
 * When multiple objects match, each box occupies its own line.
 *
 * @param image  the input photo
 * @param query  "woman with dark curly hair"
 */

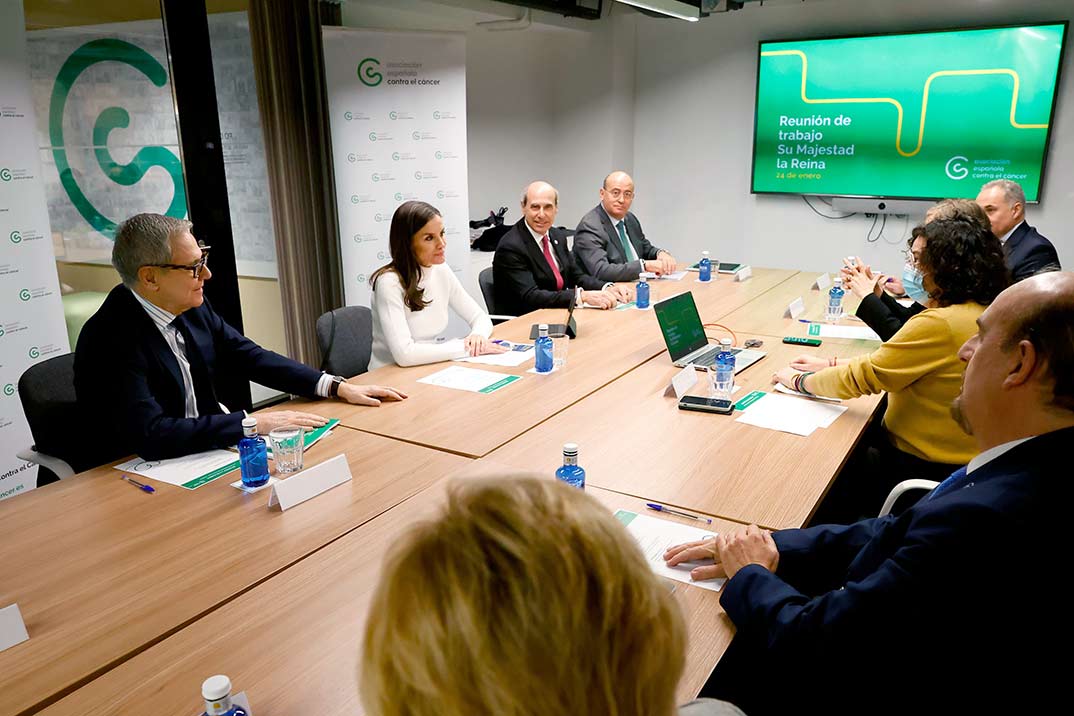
xmin=773 ymin=217 xmax=1010 ymax=520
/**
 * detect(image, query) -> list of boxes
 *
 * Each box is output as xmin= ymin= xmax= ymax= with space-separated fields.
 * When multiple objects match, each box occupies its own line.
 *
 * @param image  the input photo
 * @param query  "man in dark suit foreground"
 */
xmin=977 ymin=179 xmax=1060 ymax=281
xmin=573 ymin=170 xmax=677 ymax=282
xmin=76 ymin=213 xmax=405 ymax=464
xmin=492 ymin=181 xmax=631 ymax=316
xmin=666 ymin=271 xmax=1074 ymax=714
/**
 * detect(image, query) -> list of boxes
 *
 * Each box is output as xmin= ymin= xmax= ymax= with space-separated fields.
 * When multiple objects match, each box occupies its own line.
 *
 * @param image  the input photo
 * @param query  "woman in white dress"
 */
xmin=368 ymin=201 xmax=506 ymax=369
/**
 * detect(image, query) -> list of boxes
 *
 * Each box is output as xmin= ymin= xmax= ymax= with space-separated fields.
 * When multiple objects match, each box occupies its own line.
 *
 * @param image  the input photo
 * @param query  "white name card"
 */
xmin=813 ymin=272 xmax=831 ymax=290
xmin=735 ymin=265 xmax=753 ymax=282
xmin=664 ymin=365 xmax=699 ymax=400
xmin=268 ymin=454 xmax=352 ymax=511
xmin=783 ymin=297 xmax=806 ymax=319
xmin=0 ymin=604 xmax=29 ymax=653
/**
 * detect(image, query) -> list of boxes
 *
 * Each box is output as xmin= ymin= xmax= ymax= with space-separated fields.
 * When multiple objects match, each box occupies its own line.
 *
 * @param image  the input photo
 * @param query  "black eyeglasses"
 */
xmin=146 ymin=245 xmax=211 ymax=279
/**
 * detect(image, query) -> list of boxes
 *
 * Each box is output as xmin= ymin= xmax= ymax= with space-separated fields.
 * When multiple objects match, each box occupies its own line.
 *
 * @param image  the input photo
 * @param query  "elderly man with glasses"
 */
xmin=572 ymin=170 xmax=676 ymax=283
xmin=75 ymin=213 xmax=405 ymax=466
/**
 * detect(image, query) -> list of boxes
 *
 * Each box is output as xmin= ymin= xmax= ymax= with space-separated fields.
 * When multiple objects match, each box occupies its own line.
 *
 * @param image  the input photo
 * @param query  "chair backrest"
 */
xmin=18 ymin=353 xmax=78 ymax=461
xmin=316 ymin=306 xmax=373 ymax=378
xmin=478 ymin=266 xmax=498 ymax=314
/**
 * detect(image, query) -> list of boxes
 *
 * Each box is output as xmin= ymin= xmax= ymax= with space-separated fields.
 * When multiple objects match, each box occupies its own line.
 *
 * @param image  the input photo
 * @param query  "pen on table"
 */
xmin=121 ymin=475 xmax=155 ymax=494
xmin=645 ymin=503 xmax=712 ymax=524
xmin=797 ymin=318 xmax=814 ymax=324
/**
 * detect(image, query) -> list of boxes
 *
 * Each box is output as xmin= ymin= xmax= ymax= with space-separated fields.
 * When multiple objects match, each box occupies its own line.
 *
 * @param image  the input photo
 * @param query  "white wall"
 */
xmin=631 ymin=0 xmax=1074 ymax=275
xmin=342 ymin=0 xmax=631 ymax=229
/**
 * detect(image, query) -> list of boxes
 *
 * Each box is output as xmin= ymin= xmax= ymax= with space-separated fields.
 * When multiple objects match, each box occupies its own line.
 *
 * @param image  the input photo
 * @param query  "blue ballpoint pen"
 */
xmin=122 ymin=475 xmax=155 ymax=493
xmin=645 ymin=503 xmax=712 ymax=524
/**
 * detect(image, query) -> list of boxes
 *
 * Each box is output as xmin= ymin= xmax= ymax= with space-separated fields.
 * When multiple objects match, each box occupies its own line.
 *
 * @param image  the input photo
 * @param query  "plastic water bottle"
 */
xmin=698 ymin=251 xmax=712 ymax=282
xmin=636 ymin=273 xmax=650 ymax=309
xmin=713 ymin=338 xmax=736 ymax=399
xmin=535 ymin=323 xmax=554 ymax=373
xmin=826 ymin=278 xmax=846 ymax=323
xmin=555 ymin=443 xmax=586 ymax=489
xmin=202 ymin=675 xmax=248 ymax=716
xmin=238 ymin=417 xmax=270 ymax=488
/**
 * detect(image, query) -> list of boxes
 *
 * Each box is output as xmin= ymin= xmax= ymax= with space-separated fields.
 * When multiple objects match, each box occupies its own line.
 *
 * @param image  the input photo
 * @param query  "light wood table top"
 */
xmin=485 ymin=335 xmax=882 ymax=530
xmin=37 ymin=460 xmax=738 ymax=716
xmin=0 ymin=429 xmax=468 ymax=716
xmin=291 ymin=268 xmax=799 ymax=458
xmin=717 ymin=270 xmax=882 ymax=346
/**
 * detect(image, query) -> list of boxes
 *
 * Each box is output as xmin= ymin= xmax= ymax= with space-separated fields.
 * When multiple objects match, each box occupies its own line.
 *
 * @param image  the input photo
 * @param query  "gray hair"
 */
xmin=520 ymin=182 xmax=559 ymax=207
xmin=112 ymin=213 xmax=193 ymax=287
xmin=980 ymin=179 xmax=1026 ymax=208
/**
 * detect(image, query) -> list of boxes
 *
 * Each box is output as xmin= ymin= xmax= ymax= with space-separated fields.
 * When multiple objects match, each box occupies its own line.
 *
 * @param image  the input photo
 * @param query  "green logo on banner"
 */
xmin=357 ymin=273 xmax=367 ymax=284
xmin=0 ymin=168 xmax=11 ymax=181
xmin=372 ymin=173 xmax=380 ymax=182
xmin=436 ymin=190 xmax=445 ymax=199
xmin=0 ymin=326 xmax=6 ymax=337
xmin=28 ymin=347 xmax=40 ymax=359
xmin=344 ymin=111 xmax=353 ymax=121
xmin=389 ymin=111 xmax=398 ymax=120
xmin=49 ymin=39 xmax=187 ymax=238
xmin=18 ymin=289 xmax=31 ymax=302
xmin=433 ymin=111 xmax=441 ymax=120
xmin=350 ymin=195 xmax=359 ymax=204
xmin=358 ymin=57 xmax=383 ymax=87
xmin=3 ymin=384 xmax=14 ymax=397
xmin=392 ymin=152 xmax=400 ymax=161
xmin=435 ymin=151 xmax=443 ymax=160
xmin=9 ymin=231 xmax=21 ymax=244
xmin=368 ymin=132 xmax=377 ymax=141
xmin=394 ymin=192 xmax=403 ymax=201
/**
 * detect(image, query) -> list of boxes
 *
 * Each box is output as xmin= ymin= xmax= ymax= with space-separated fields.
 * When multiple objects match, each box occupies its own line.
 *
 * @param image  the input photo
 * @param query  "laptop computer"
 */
xmin=529 ymin=293 xmax=578 ymax=339
xmin=653 ymin=292 xmax=765 ymax=372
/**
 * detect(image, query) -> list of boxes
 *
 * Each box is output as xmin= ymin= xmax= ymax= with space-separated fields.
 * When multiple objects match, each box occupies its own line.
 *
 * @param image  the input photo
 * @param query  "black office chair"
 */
xmin=17 ymin=353 xmax=80 ymax=482
xmin=316 ymin=306 xmax=374 ymax=378
xmin=478 ymin=267 xmax=515 ymax=324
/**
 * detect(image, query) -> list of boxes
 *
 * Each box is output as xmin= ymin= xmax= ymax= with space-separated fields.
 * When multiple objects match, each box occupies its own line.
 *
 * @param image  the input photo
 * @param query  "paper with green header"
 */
xmin=614 ymin=510 xmax=723 ymax=592
xmin=114 ymin=450 xmax=240 ymax=490
xmin=417 ymin=365 xmax=521 ymax=394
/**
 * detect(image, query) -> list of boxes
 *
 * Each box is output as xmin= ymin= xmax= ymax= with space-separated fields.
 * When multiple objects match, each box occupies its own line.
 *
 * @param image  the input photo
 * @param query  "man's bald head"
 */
xmin=520 ymin=181 xmax=558 ymax=207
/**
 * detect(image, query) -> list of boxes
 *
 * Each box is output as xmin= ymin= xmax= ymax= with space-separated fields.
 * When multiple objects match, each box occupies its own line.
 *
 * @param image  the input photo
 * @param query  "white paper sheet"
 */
xmin=655 ymin=270 xmax=688 ymax=281
xmin=809 ymin=324 xmax=882 ymax=341
xmin=114 ymin=449 xmax=240 ymax=490
xmin=417 ymin=365 xmax=521 ymax=394
xmin=454 ymin=340 xmax=535 ymax=367
xmin=615 ymin=511 xmax=724 ymax=592
xmin=734 ymin=392 xmax=848 ymax=436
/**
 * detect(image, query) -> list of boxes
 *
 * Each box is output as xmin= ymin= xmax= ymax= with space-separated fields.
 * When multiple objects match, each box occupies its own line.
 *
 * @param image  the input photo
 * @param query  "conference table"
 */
xmin=0 ymin=265 xmax=888 ymax=716
xmin=34 ymin=460 xmax=740 ymax=716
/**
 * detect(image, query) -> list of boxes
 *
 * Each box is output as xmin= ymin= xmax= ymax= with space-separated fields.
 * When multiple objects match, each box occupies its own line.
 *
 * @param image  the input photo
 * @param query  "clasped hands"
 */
xmin=664 ymin=523 xmax=779 ymax=581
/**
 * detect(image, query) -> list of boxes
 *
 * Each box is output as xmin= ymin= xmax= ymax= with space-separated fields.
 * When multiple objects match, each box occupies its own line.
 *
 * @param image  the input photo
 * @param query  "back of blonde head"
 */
xmin=927 ymin=198 xmax=991 ymax=231
xmin=361 ymin=475 xmax=686 ymax=716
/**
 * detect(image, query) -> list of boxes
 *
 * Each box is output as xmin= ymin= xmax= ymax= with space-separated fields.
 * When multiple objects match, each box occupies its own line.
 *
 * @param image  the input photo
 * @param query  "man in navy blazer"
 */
xmin=492 ymin=181 xmax=631 ymax=316
xmin=977 ymin=179 xmax=1061 ymax=281
xmin=573 ymin=171 xmax=677 ymax=282
xmin=666 ymin=271 xmax=1074 ymax=713
xmin=75 ymin=213 xmax=405 ymax=466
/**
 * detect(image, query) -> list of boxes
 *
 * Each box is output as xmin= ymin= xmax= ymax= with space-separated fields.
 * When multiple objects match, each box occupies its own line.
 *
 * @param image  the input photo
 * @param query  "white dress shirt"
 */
xmin=966 ymin=436 xmax=1033 ymax=475
xmin=997 ymin=220 xmax=1024 ymax=246
xmin=524 ymin=219 xmax=560 ymax=269
xmin=600 ymin=205 xmax=639 ymax=262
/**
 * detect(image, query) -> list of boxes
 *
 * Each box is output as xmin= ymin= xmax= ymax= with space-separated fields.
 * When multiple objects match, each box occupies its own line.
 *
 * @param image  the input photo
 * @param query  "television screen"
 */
xmin=751 ymin=23 xmax=1067 ymax=202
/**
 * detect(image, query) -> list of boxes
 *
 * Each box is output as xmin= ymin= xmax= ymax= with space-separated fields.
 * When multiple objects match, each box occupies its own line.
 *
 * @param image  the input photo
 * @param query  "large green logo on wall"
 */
xmin=358 ymin=57 xmax=383 ymax=87
xmin=49 ymin=39 xmax=187 ymax=238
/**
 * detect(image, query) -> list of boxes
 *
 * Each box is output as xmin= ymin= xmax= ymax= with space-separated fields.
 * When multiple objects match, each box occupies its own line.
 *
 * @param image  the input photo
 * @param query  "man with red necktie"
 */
xmin=493 ymin=181 xmax=631 ymax=316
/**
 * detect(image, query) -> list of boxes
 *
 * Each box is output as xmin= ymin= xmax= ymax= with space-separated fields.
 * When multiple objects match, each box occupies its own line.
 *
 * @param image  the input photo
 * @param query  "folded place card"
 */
xmin=664 ymin=365 xmax=699 ymax=399
xmin=0 ymin=604 xmax=29 ymax=653
xmin=734 ymin=265 xmax=753 ymax=282
xmin=812 ymin=272 xmax=831 ymax=290
xmin=783 ymin=297 xmax=806 ymax=319
xmin=268 ymin=454 xmax=352 ymax=511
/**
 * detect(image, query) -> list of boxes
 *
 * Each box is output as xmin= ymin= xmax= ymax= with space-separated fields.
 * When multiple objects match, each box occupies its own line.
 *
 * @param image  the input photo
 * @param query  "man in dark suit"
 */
xmin=573 ymin=171 xmax=677 ymax=282
xmin=665 ymin=271 xmax=1074 ymax=714
xmin=977 ymin=179 xmax=1061 ymax=282
xmin=75 ymin=213 xmax=405 ymax=464
xmin=492 ymin=181 xmax=631 ymax=316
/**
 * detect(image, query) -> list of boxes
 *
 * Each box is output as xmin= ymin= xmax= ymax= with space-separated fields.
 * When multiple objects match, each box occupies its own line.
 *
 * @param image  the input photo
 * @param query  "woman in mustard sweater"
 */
xmin=774 ymin=217 xmax=1009 ymax=518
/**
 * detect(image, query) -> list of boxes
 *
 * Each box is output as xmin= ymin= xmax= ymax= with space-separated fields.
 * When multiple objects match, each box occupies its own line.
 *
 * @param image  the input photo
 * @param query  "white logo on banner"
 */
xmin=322 ymin=29 xmax=471 ymax=308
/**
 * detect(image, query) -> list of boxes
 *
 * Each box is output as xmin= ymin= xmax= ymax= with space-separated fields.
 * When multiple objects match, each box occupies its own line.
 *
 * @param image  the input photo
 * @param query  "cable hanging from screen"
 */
xmin=801 ymin=195 xmax=855 ymax=220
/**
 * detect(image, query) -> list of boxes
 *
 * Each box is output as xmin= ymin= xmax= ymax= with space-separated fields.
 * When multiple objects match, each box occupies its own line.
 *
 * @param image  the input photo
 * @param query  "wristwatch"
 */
xmin=329 ymin=375 xmax=344 ymax=397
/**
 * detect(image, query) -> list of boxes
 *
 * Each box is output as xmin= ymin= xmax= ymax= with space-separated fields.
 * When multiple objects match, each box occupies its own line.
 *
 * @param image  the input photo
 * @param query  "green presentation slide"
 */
xmin=751 ymin=24 xmax=1067 ymax=201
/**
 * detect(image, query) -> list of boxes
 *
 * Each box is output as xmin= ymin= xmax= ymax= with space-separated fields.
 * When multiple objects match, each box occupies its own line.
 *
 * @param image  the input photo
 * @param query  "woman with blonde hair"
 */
xmin=360 ymin=475 xmax=743 ymax=716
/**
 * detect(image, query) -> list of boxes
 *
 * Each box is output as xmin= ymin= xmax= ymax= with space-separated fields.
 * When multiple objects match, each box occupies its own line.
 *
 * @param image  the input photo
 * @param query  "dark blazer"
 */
xmin=854 ymin=291 xmax=925 ymax=342
xmin=716 ymin=427 xmax=1070 ymax=713
xmin=492 ymin=218 xmax=605 ymax=315
xmin=573 ymin=204 xmax=662 ymax=282
xmin=75 ymin=285 xmax=323 ymax=464
xmin=1005 ymin=221 xmax=1060 ymax=282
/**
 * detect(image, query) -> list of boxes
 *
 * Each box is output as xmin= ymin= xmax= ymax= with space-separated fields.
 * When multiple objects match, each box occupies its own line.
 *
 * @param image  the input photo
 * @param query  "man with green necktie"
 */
xmin=574 ymin=171 xmax=677 ymax=282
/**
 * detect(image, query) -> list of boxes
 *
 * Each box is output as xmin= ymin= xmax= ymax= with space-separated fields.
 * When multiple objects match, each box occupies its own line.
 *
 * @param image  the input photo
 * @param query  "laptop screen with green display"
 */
xmin=653 ymin=292 xmax=708 ymax=363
